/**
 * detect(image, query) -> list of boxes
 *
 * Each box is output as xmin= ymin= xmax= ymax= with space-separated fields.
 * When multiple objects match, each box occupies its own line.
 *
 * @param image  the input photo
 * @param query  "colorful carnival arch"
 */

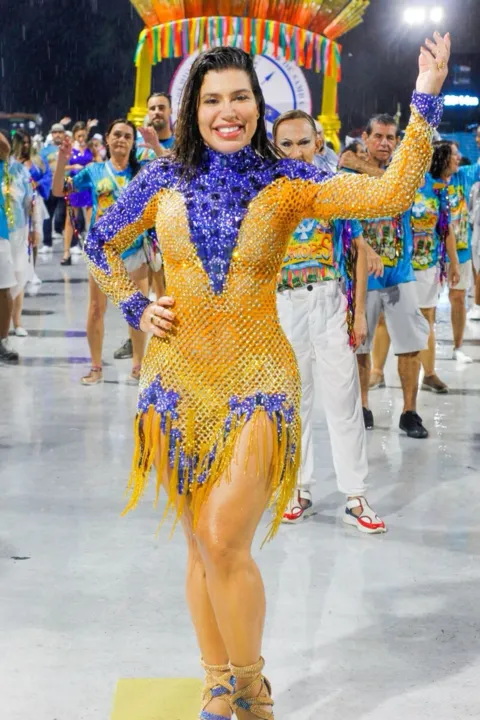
xmin=128 ymin=1 xmax=370 ymax=151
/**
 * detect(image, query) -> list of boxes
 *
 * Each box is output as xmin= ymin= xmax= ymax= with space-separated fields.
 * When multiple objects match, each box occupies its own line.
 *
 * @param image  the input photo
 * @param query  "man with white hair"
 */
xmin=313 ymin=120 xmax=339 ymax=173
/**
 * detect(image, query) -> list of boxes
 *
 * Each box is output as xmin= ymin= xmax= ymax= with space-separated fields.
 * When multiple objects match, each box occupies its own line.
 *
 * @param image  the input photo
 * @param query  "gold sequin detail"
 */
xmin=85 ymin=107 xmax=434 ymax=539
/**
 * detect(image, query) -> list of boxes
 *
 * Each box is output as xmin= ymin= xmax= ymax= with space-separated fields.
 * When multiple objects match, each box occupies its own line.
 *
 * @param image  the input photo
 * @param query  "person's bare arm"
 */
xmin=446 ymin=224 xmax=460 ymax=286
xmin=52 ymin=136 xmax=72 ymax=196
xmin=338 ymin=151 xmax=384 ymax=178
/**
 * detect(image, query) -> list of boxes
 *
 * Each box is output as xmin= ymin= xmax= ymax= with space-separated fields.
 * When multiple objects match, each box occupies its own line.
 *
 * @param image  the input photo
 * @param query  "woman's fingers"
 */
xmin=425 ymin=38 xmax=438 ymax=57
xmin=147 ymin=297 xmax=176 ymax=337
xmin=420 ymin=46 xmax=435 ymax=65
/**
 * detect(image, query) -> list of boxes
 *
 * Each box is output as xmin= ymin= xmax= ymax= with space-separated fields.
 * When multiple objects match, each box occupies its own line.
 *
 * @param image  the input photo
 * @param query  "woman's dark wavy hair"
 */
xmin=72 ymin=121 xmax=87 ymax=138
xmin=430 ymin=140 xmax=457 ymax=179
xmin=105 ymin=118 xmax=141 ymax=177
xmin=11 ymin=129 xmax=32 ymax=160
xmin=174 ymin=46 xmax=279 ymax=174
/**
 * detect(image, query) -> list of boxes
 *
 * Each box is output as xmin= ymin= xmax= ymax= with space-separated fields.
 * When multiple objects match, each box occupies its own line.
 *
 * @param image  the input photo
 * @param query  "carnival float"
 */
xmin=128 ymin=0 xmax=370 ymax=150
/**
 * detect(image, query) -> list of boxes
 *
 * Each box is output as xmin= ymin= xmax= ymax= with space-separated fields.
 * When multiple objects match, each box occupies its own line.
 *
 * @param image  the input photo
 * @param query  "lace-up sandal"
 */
xmin=200 ymin=660 xmax=233 ymax=720
xmin=230 ymin=657 xmax=274 ymax=719
xmin=81 ymin=366 xmax=103 ymax=386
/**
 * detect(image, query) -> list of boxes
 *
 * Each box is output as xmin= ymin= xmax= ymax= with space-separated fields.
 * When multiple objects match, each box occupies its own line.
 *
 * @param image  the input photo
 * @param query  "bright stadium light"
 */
xmin=403 ymin=7 xmax=427 ymax=25
xmin=403 ymin=6 xmax=445 ymax=25
xmin=430 ymin=6 xmax=445 ymax=23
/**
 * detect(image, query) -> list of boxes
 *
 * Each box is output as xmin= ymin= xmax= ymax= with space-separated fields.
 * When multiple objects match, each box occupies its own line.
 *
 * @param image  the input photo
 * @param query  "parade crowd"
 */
xmin=1 ymin=85 xmax=480 ymax=537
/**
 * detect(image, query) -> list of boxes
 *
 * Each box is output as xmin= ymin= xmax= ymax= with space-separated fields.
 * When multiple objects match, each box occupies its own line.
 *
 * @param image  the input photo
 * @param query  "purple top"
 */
xmin=69 ymin=146 xmax=93 ymax=177
xmin=69 ymin=146 xmax=93 ymax=207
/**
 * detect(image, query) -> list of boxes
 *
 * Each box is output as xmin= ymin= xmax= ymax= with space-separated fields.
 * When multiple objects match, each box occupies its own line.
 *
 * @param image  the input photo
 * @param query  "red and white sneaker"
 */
xmin=282 ymin=489 xmax=313 ymax=524
xmin=343 ymin=497 xmax=386 ymax=534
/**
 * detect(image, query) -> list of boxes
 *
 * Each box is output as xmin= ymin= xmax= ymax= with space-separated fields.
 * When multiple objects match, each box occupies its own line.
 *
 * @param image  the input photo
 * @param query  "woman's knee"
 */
xmin=88 ymin=299 xmax=107 ymax=321
xmin=195 ymin=524 xmax=248 ymax=575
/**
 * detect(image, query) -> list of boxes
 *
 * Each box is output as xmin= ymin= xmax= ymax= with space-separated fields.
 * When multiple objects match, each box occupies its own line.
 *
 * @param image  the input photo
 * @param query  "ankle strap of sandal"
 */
xmin=201 ymin=660 xmax=233 ymax=704
xmin=230 ymin=656 xmax=264 ymax=678
xmin=230 ymin=657 xmax=273 ymax=719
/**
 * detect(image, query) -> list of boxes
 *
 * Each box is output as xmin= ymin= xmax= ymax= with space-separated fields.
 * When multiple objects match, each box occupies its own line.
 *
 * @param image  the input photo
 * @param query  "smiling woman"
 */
xmin=83 ymin=39 xmax=449 ymax=720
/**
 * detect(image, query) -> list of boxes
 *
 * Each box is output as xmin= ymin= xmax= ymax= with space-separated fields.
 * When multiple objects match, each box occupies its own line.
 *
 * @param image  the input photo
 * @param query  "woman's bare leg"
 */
xmin=86 ymin=274 xmax=107 ymax=367
xmin=450 ymin=288 xmax=466 ymax=350
xmin=63 ymin=207 xmax=78 ymax=260
xmin=128 ymin=265 xmax=149 ymax=370
xmin=155 ymin=442 xmax=230 ymax=718
xmin=194 ymin=416 xmax=275 ymax=718
xmin=156 ymin=415 xmax=275 ymax=718
xmin=84 ymin=206 xmax=93 ymax=231
xmin=151 ymin=268 xmax=166 ymax=299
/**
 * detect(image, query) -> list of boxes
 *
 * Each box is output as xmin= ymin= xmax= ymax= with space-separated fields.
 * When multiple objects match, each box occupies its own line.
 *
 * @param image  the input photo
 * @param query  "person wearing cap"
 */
xmin=39 ymin=122 xmax=67 ymax=251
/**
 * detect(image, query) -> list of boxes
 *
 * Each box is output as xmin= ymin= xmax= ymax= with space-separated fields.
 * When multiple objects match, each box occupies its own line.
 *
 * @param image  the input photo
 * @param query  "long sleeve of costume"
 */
xmin=84 ymin=161 xmax=168 ymax=329
xmin=35 ymin=161 xmax=52 ymax=201
xmin=283 ymin=92 xmax=443 ymax=222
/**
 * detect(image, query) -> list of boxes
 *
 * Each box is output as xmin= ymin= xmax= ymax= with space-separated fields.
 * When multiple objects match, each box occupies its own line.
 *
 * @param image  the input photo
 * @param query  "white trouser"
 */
xmin=277 ymin=281 xmax=368 ymax=497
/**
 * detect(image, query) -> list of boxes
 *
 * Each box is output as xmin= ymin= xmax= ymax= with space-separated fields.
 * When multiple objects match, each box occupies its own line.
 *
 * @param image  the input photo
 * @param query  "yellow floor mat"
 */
xmin=111 ymin=678 xmax=203 ymax=720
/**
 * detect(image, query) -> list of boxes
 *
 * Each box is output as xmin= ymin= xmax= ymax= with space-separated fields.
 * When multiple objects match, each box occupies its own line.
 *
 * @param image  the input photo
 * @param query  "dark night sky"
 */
xmin=1 ymin=0 xmax=479 ymax=136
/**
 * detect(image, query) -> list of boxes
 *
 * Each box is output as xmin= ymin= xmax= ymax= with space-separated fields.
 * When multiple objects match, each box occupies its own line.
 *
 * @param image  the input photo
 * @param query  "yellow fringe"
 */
xmin=123 ymin=405 xmax=300 ymax=542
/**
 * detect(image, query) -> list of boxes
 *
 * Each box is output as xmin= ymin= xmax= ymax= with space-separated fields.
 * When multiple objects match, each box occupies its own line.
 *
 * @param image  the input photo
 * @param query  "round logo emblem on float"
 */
xmin=170 ymin=52 xmax=312 ymax=136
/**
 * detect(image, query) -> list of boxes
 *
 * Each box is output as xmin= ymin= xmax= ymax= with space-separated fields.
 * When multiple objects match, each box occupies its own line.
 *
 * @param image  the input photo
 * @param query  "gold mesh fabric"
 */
xmin=86 ymin=107 xmax=434 ymax=539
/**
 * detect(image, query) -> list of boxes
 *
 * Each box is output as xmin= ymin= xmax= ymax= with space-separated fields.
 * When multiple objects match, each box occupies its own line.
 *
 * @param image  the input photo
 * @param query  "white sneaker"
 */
xmin=343 ymin=497 xmax=387 ymax=534
xmin=282 ymin=489 xmax=313 ymax=523
xmin=31 ymin=272 xmax=42 ymax=285
xmin=14 ymin=327 xmax=28 ymax=337
xmin=452 ymin=348 xmax=474 ymax=363
xmin=468 ymin=305 xmax=480 ymax=321
xmin=71 ymin=246 xmax=83 ymax=256
xmin=24 ymin=282 xmax=39 ymax=297
xmin=38 ymin=245 xmax=52 ymax=255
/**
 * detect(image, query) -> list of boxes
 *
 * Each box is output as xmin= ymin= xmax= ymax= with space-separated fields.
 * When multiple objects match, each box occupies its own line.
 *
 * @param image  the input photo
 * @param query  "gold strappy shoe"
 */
xmin=230 ymin=657 xmax=274 ymax=719
xmin=200 ymin=660 xmax=233 ymax=720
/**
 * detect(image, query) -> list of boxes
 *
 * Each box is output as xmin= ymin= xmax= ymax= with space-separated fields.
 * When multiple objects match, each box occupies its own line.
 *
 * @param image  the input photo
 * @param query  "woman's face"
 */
xmin=274 ymin=118 xmax=318 ymax=164
xmin=107 ymin=123 xmax=134 ymax=159
xmin=75 ymin=129 xmax=88 ymax=146
xmin=447 ymin=144 xmax=461 ymax=175
xmin=197 ymin=69 xmax=259 ymax=154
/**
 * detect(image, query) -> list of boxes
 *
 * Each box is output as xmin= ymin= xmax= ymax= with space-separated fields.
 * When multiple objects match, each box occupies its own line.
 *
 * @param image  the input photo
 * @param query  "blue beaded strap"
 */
xmin=200 ymin=712 xmax=231 ymax=720
xmin=411 ymin=90 xmax=444 ymax=128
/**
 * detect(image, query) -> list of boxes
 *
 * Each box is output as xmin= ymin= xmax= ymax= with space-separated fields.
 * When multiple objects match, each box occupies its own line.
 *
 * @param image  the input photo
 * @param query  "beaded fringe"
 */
xmin=122 ymin=405 xmax=300 ymax=543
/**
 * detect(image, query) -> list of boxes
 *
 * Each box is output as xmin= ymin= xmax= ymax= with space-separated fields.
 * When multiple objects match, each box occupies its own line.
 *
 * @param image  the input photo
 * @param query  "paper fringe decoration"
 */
xmin=129 ymin=0 xmax=368 ymax=41
xmin=134 ymin=16 xmax=342 ymax=78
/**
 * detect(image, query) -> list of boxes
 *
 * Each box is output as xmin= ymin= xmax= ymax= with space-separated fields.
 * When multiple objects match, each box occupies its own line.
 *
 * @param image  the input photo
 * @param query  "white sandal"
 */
xmin=282 ymin=489 xmax=313 ymax=524
xmin=343 ymin=496 xmax=386 ymax=534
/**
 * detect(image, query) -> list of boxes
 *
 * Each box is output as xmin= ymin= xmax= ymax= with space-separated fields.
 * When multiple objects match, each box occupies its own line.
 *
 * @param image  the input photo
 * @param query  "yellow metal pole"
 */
xmin=128 ymin=34 xmax=153 ymax=127
xmin=318 ymin=60 xmax=341 ymax=153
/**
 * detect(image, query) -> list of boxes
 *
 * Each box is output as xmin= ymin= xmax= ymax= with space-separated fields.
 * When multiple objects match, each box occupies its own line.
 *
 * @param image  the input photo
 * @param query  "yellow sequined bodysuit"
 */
xmin=84 ymin=103 xmax=438 ymax=538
